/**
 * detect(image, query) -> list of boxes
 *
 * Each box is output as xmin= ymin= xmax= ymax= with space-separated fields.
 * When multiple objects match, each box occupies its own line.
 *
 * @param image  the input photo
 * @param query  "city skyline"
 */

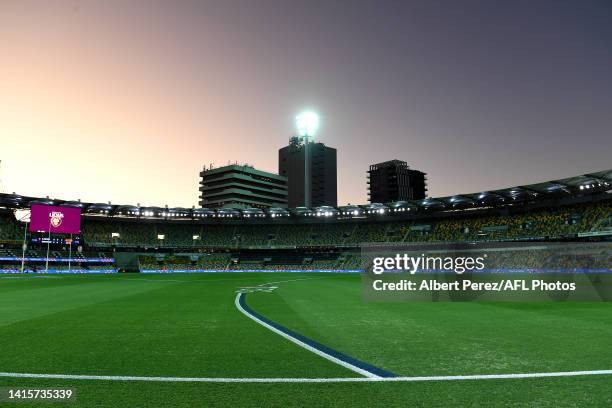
xmin=1 ymin=0 xmax=611 ymax=207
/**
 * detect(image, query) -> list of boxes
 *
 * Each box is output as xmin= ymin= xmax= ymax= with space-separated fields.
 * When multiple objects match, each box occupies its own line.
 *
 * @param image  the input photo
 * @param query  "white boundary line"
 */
xmin=234 ymin=293 xmax=380 ymax=379
xmin=2 ymin=370 xmax=612 ymax=383
xmin=5 ymin=275 xmax=611 ymax=383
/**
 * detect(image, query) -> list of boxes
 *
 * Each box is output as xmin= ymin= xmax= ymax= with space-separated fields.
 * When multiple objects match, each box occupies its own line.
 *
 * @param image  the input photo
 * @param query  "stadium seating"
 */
xmin=77 ymin=201 xmax=611 ymax=247
xmin=138 ymin=253 xmax=232 ymax=271
xmin=0 ymin=212 xmax=23 ymax=243
xmin=1 ymin=200 xmax=611 ymax=272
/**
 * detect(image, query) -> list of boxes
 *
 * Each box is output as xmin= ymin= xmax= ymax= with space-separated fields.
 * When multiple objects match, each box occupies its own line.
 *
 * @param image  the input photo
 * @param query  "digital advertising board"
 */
xmin=28 ymin=204 xmax=81 ymax=234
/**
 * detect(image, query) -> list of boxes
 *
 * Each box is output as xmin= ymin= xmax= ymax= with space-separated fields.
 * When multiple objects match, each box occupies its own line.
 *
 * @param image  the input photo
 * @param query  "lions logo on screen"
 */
xmin=49 ymin=211 xmax=64 ymax=228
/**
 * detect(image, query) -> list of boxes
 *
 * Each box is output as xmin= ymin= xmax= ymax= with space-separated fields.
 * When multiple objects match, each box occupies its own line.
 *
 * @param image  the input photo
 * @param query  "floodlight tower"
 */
xmin=295 ymin=111 xmax=320 ymax=208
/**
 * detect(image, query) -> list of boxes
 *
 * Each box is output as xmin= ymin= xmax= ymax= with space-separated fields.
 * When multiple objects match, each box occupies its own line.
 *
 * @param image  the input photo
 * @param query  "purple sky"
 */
xmin=1 ymin=0 xmax=611 ymax=207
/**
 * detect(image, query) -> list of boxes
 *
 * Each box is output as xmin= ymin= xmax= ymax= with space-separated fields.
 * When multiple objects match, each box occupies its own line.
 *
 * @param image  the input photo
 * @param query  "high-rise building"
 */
xmin=278 ymin=137 xmax=337 ymax=208
xmin=199 ymin=164 xmax=288 ymax=209
xmin=368 ymin=160 xmax=427 ymax=203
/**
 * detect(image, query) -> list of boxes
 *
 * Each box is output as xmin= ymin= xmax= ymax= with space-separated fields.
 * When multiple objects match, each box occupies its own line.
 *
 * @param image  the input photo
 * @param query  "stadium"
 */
xmin=3 ymin=1 xmax=612 ymax=406
xmin=1 ymin=169 xmax=611 ymax=406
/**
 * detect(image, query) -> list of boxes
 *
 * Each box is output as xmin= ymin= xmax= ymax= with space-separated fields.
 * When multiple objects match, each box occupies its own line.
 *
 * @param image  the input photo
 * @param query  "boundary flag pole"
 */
xmin=45 ymin=217 xmax=51 ymax=273
xmin=20 ymin=221 xmax=28 ymax=273
xmin=68 ymin=233 xmax=73 ymax=273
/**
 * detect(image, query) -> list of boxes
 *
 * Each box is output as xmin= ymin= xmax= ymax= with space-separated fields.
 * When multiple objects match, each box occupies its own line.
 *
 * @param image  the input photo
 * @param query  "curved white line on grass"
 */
xmin=6 ymin=275 xmax=612 ymax=383
xmin=2 ymin=370 xmax=612 ymax=383
xmin=235 ymin=293 xmax=380 ymax=379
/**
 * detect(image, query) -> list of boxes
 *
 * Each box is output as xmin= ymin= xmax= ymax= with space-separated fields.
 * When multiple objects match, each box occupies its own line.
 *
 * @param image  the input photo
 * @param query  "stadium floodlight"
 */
xmin=296 ymin=111 xmax=320 ymax=137
xmin=296 ymin=110 xmax=320 ymax=208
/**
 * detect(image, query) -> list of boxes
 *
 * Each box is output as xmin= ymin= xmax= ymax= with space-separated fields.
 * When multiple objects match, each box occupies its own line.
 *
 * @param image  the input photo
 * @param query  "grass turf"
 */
xmin=249 ymin=274 xmax=612 ymax=376
xmin=1 ymin=272 xmax=612 ymax=407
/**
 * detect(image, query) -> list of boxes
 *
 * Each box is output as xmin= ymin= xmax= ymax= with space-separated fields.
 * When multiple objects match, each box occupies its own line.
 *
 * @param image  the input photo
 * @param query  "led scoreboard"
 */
xmin=28 ymin=204 xmax=81 ymax=234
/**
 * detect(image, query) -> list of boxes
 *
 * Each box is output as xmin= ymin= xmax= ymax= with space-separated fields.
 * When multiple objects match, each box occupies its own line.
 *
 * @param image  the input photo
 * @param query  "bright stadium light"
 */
xmin=295 ymin=110 xmax=320 ymax=208
xmin=296 ymin=111 xmax=320 ymax=137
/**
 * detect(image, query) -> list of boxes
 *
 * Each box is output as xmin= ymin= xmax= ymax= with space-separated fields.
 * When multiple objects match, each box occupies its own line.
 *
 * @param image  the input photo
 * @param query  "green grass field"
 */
xmin=1 ymin=273 xmax=612 ymax=407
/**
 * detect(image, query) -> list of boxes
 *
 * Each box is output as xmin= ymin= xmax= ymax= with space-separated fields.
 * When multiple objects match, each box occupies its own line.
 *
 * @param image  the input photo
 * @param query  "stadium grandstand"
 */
xmin=0 ymin=169 xmax=611 ymax=273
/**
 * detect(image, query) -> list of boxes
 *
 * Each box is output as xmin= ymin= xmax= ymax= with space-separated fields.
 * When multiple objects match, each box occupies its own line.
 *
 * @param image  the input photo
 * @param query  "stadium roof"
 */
xmin=429 ymin=169 xmax=612 ymax=209
xmin=0 ymin=169 xmax=610 ymax=220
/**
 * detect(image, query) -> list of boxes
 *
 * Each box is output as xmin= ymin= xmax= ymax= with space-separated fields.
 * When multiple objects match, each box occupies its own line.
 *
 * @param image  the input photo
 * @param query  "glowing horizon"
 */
xmin=1 ymin=1 xmax=610 ymax=207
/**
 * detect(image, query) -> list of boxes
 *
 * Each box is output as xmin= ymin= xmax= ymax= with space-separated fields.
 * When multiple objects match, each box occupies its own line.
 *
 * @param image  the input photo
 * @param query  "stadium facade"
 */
xmin=368 ymin=160 xmax=427 ymax=203
xmin=279 ymin=137 xmax=337 ymax=208
xmin=199 ymin=164 xmax=288 ymax=209
xmin=0 ymin=169 xmax=610 ymax=274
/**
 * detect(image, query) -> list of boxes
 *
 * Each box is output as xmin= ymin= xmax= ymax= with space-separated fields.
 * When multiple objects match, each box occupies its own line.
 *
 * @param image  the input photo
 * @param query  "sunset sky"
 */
xmin=1 ymin=0 xmax=611 ymax=207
